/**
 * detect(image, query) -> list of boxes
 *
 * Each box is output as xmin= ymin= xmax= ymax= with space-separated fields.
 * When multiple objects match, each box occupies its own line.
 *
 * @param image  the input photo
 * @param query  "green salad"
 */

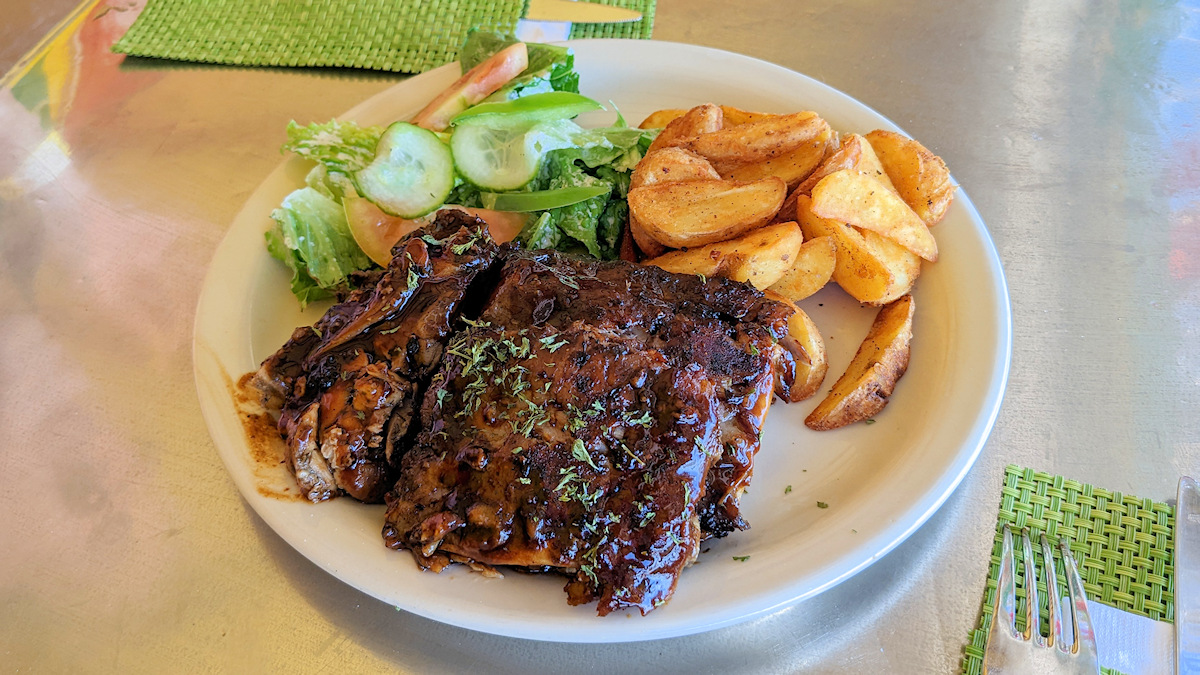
xmin=266 ymin=30 xmax=658 ymax=306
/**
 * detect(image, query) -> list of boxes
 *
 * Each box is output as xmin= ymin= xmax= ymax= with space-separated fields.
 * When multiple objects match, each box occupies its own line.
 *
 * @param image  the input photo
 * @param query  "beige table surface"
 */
xmin=3 ymin=0 xmax=1199 ymax=672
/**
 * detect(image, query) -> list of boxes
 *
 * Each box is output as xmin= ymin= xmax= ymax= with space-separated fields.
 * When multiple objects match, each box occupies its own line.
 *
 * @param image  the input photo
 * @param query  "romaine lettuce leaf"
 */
xmin=265 ymin=224 xmax=333 ymax=306
xmin=282 ymin=119 xmax=383 ymax=174
xmin=267 ymin=187 xmax=373 ymax=306
xmin=520 ymin=212 xmax=562 ymax=250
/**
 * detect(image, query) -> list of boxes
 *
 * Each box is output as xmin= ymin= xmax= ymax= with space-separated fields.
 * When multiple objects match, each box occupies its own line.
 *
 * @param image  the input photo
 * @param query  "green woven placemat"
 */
xmin=961 ymin=465 xmax=1175 ymax=675
xmin=568 ymin=0 xmax=655 ymax=40
xmin=113 ymin=0 xmax=655 ymax=73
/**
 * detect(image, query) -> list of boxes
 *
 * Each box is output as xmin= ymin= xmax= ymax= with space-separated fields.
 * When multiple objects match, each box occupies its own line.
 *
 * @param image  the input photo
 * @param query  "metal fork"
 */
xmin=982 ymin=525 xmax=1101 ymax=674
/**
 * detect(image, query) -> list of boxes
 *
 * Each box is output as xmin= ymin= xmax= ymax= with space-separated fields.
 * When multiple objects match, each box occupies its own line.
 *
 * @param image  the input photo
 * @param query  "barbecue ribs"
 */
xmin=383 ymin=323 xmax=720 ymax=615
xmin=478 ymin=249 xmax=796 ymax=537
xmin=254 ymin=210 xmax=499 ymax=502
xmin=255 ymin=210 xmax=809 ymax=614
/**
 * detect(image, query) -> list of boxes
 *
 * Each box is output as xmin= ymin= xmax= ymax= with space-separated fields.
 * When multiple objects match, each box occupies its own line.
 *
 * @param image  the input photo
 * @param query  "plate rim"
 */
xmin=193 ymin=38 xmax=1012 ymax=643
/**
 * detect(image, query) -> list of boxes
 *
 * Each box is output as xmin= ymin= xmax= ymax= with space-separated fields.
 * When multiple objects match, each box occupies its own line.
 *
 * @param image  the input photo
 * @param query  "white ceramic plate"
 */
xmin=194 ymin=40 xmax=1011 ymax=643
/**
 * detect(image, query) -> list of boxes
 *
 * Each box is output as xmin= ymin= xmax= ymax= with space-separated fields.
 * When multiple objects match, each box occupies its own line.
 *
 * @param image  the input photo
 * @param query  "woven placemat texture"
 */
xmin=113 ymin=0 xmax=655 ymax=73
xmin=961 ymin=465 xmax=1174 ymax=675
xmin=567 ymin=0 xmax=655 ymax=39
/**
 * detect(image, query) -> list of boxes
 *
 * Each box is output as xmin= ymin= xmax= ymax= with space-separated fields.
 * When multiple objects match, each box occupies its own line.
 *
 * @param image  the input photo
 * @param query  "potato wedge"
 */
xmin=687 ymin=111 xmax=829 ymax=166
xmin=858 ymin=228 xmax=922 ymax=301
xmin=810 ymin=169 xmax=938 ymax=262
xmin=630 ymin=147 xmax=720 ymax=191
xmin=720 ymin=221 xmax=805 ymax=289
xmin=639 ymin=108 xmax=688 ymax=130
xmin=629 ymin=216 xmax=667 ymax=259
xmin=793 ymin=132 xmax=863 ymax=196
xmin=764 ymin=289 xmax=828 ymax=402
xmin=865 ymin=130 xmax=956 ymax=227
xmin=768 ymin=235 xmax=836 ymax=301
xmin=628 ymin=177 xmax=786 ymax=249
xmin=805 ymin=295 xmax=914 ymax=430
xmin=719 ymin=105 xmax=779 ymax=127
xmin=793 ymin=194 xmax=919 ymax=305
xmin=851 ymin=133 xmax=899 ymax=193
xmin=646 ymin=103 xmax=723 ymax=153
xmin=629 ymin=147 xmax=722 ymax=257
xmin=645 ymin=221 xmax=803 ymax=290
xmin=643 ymin=245 xmax=728 ymax=278
xmin=717 ymin=126 xmax=834 ymax=188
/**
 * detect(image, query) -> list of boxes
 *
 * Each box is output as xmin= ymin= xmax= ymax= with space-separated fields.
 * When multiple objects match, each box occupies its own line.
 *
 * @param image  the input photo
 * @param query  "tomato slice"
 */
xmin=345 ymin=198 xmax=527 ymax=266
xmin=411 ymin=43 xmax=529 ymax=132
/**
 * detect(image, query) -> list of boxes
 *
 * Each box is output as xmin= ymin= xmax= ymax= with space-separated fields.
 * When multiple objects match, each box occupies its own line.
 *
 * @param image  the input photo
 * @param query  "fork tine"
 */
xmin=990 ymin=525 xmax=1019 ymax=640
xmin=1060 ymin=538 xmax=1100 ymax=672
xmin=1021 ymin=529 xmax=1041 ymax=643
xmin=1040 ymin=534 xmax=1062 ymax=649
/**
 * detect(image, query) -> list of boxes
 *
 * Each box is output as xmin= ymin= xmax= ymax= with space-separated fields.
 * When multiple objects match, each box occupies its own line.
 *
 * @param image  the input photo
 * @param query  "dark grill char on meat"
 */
xmin=383 ymin=323 xmax=720 ymax=615
xmin=255 ymin=210 xmax=499 ymax=502
xmin=479 ymin=249 xmax=796 ymax=537
xmin=256 ymin=209 xmax=807 ymax=614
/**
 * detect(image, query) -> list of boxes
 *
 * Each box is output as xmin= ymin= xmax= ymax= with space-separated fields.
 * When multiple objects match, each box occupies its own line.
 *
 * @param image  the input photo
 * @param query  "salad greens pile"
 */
xmin=266 ymin=120 xmax=381 ymax=304
xmin=265 ymin=30 xmax=658 ymax=306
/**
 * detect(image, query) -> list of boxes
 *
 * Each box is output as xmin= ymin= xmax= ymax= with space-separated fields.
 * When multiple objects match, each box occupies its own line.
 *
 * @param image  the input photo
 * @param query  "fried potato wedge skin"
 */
xmin=646 ymin=104 xmax=723 ymax=153
xmin=643 ymin=245 xmax=726 ymax=278
xmin=718 ymin=127 xmax=834 ymax=188
xmin=768 ymin=235 xmax=836 ymax=301
xmin=720 ymin=105 xmax=780 ymax=127
xmin=764 ymin=290 xmax=828 ymax=402
xmin=720 ymin=221 xmax=805 ymax=289
xmin=852 ymin=133 xmax=899 ymax=193
xmin=687 ymin=111 xmax=829 ymax=166
xmin=805 ymin=294 xmax=914 ymax=430
xmin=810 ymin=169 xmax=938 ymax=262
xmin=793 ymin=132 xmax=863 ymax=196
xmin=793 ymin=194 xmax=919 ymax=305
xmin=629 ymin=216 xmax=667 ymax=259
xmin=645 ymin=221 xmax=803 ymax=290
xmin=639 ymin=108 xmax=688 ymax=129
xmin=865 ymin=129 xmax=956 ymax=227
xmin=628 ymin=177 xmax=786 ymax=249
xmin=629 ymin=147 xmax=722 ymax=257
xmin=630 ymin=147 xmax=721 ymax=191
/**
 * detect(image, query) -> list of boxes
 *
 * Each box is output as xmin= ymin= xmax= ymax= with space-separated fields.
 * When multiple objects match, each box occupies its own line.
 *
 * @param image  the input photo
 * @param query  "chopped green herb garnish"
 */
xmin=572 ymin=438 xmax=600 ymax=470
xmin=865 ymin=418 xmax=877 ymax=425
xmin=539 ymin=335 xmax=569 ymax=352
xmin=732 ymin=555 xmax=750 ymax=562
xmin=625 ymin=409 xmax=654 ymax=428
xmin=784 ymin=485 xmax=793 ymax=494
xmin=817 ymin=501 xmax=829 ymax=509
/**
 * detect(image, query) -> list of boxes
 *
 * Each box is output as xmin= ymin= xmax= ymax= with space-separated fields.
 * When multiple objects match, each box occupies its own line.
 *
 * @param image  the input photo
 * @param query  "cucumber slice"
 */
xmin=451 ymin=121 xmax=577 ymax=191
xmin=354 ymin=122 xmax=454 ymax=218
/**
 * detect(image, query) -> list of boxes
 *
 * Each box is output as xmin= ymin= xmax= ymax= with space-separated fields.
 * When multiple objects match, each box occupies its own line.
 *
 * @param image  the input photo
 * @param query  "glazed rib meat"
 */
xmin=382 ymin=323 xmax=721 ymax=615
xmin=478 ymin=249 xmax=798 ymax=537
xmin=255 ymin=214 xmax=806 ymax=615
xmin=254 ymin=210 xmax=499 ymax=502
